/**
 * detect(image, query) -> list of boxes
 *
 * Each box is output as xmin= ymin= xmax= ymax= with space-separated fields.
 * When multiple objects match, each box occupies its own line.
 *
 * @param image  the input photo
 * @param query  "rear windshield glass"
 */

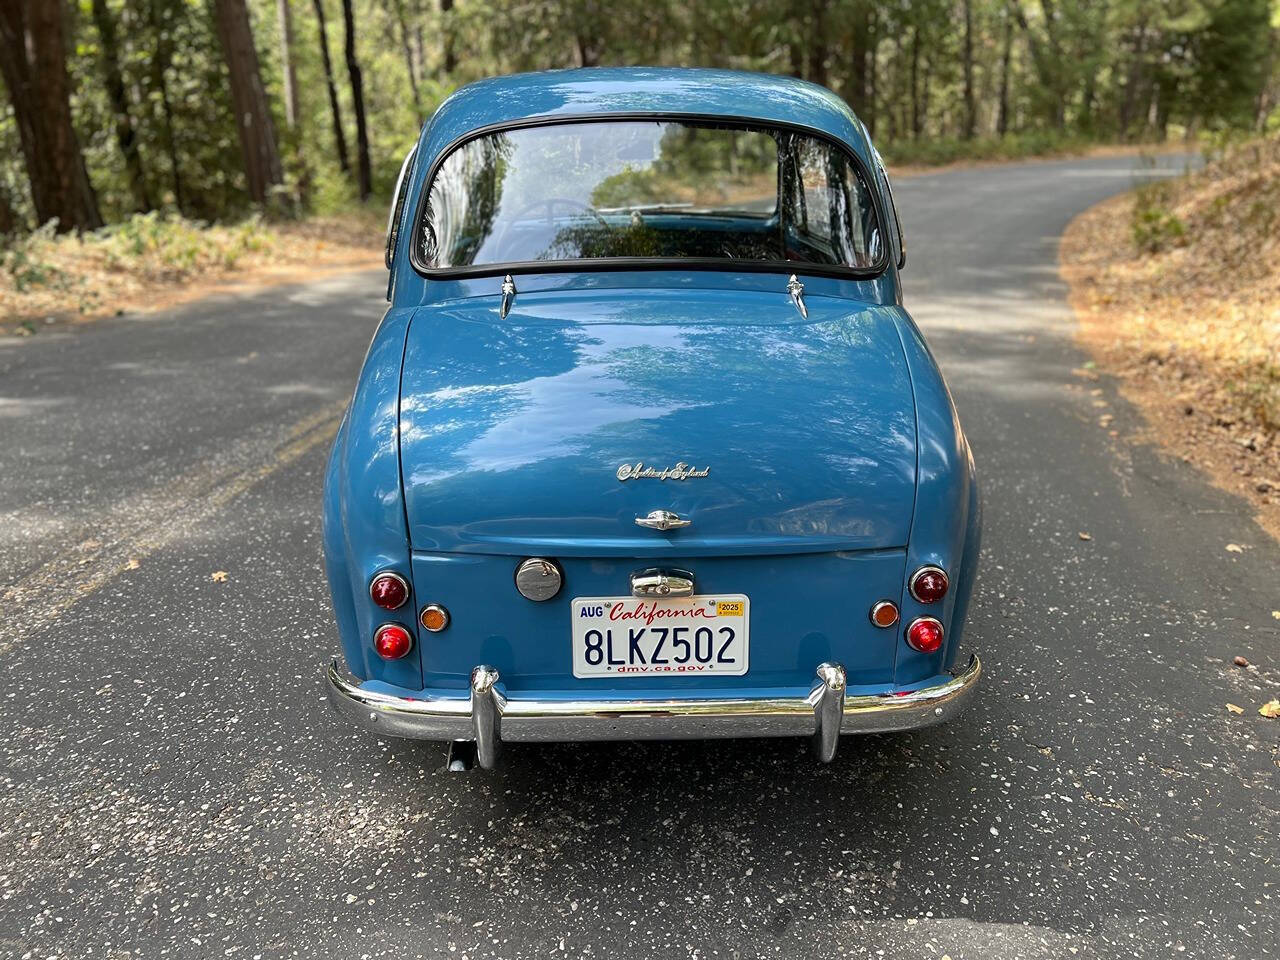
xmin=417 ymin=120 xmax=883 ymax=272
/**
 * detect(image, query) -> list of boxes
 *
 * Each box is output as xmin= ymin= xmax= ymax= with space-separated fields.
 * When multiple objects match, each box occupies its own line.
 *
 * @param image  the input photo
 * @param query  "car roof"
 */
xmin=414 ymin=67 xmax=874 ymax=170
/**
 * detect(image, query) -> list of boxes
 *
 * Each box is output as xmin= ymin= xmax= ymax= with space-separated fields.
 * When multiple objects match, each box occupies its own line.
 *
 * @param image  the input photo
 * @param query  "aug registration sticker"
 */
xmin=570 ymin=595 xmax=750 ymax=678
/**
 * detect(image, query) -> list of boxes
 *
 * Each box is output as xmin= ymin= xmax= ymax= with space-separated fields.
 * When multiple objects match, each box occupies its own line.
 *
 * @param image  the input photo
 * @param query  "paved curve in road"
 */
xmin=1 ymin=154 xmax=1275 ymax=960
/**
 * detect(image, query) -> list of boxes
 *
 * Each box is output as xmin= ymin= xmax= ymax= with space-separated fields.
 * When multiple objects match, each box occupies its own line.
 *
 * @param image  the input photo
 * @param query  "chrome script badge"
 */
xmin=616 ymin=461 xmax=710 ymax=482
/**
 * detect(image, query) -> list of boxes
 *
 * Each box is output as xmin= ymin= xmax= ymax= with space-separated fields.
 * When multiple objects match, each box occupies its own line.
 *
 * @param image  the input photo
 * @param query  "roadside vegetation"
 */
xmin=1062 ymin=134 xmax=1280 ymax=538
xmin=879 ymin=130 xmax=1098 ymax=168
xmin=2 ymin=0 xmax=1278 ymax=328
xmin=0 ymin=210 xmax=381 ymax=332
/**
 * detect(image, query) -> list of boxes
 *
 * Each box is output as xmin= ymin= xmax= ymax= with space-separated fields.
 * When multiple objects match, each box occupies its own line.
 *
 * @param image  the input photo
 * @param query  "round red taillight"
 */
xmin=909 ymin=565 xmax=949 ymax=604
xmin=373 ymin=623 xmax=413 ymax=660
xmin=906 ymin=617 xmax=945 ymax=654
xmin=369 ymin=572 xmax=409 ymax=610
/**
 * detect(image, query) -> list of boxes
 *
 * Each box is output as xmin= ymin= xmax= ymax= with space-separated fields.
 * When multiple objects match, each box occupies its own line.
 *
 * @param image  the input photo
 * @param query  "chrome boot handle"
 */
xmin=630 ymin=568 xmax=695 ymax=598
xmin=786 ymin=273 xmax=807 ymax=318
xmin=499 ymin=273 xmax=516 ymax=319
xmin=634 ymin=509 xmax=691 ymax=531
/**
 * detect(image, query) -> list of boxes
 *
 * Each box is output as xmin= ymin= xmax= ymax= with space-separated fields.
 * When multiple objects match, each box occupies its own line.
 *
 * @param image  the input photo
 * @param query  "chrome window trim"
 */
xmin=872 ymin=145 xmax=906 ymax=271
xmin=385 ymin=145 xmax=418 ymax=270
xmin=407 ymin=112 xmax=892 ymax=282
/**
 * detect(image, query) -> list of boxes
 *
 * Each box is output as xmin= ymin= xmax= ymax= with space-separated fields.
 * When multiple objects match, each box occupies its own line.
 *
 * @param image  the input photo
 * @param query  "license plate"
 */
xmin=571 ymin=595 xmax=749 ymax=678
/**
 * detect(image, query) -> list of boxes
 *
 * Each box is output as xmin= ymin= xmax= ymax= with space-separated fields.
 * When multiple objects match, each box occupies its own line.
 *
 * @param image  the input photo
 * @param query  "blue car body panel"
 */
xmin=398 ymin=284 xmax=917 ymax=555
xmin=324 ymin=68 xmax=980 ymax=719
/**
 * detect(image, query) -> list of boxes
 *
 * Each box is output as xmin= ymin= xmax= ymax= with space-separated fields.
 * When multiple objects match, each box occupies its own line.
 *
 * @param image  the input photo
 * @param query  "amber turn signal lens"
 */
xmin=419 ymin=603 xmax=450 ymax=632
xmin=909 ymin=566 xmax=949 ymax=604
xmin=369 ymin=571 xmax=409 ymax=610
xmin=869 ymin=600 xmax=900 ymax=628
xmin=906 ymin=617 xmax=944 ymax=654
xmin=373 ymin=623 xmax=413 ymax=660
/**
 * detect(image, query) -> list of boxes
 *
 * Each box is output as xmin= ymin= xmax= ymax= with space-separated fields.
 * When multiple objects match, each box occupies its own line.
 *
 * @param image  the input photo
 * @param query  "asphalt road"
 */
xmin=2 ymin=153 xmax=1276 ymax=960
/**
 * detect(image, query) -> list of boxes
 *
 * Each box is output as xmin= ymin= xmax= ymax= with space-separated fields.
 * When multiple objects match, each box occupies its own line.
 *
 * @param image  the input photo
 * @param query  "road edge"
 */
xmin=1059 ymin=192 xmax=1279 ymax=543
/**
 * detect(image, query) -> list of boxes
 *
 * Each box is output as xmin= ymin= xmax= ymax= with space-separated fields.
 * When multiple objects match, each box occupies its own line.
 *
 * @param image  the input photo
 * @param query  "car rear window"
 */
xmin=416 ymin=119 xmax=884 ymax=273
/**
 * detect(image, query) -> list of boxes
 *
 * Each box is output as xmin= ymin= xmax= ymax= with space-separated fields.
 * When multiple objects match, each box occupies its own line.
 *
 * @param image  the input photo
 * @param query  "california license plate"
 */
xmin=570 ymin=595 xmax=750 ymax=678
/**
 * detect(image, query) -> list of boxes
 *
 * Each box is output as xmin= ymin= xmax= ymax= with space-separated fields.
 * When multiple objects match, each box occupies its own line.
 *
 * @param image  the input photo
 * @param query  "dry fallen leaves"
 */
xmin=1226 ymin=703 xmax=1245 ymax=714
xmin=1260 ymin=700 xmax=1280 ymax=719
xmin=1078 ymin=531 xmax=1093 ymax=541
xmin=1225 ymin=543 xmax=1244 ymax=553
xmin=1060 ymin=137 xmax=1280 ymax=542
xmin=210 ymin=570 xmax=229 ymax=582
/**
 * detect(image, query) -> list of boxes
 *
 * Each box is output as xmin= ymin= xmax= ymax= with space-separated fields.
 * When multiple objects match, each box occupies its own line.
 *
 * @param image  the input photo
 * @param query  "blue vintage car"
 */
xmin=323 ymin=68 xmax=982 ymax=768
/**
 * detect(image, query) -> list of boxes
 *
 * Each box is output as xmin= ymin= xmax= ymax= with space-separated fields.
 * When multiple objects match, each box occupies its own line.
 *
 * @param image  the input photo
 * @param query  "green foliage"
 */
xmin=98 ymin=211 xmax=274 ymax=273
xmin=1131 ymin=182 xmax=1188 ymax=253
xmin=1 ymin=221 xmax=68 ymax=292
xmin=2 ymin=0 xmax=1278 ymax=233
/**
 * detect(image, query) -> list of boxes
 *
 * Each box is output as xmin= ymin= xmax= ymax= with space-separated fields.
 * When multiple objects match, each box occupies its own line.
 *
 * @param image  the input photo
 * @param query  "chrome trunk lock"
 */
xmin=630 ymin=568 xmax=695 ymax=598
xmin=634 ymin=509 xmax=691 ymax=531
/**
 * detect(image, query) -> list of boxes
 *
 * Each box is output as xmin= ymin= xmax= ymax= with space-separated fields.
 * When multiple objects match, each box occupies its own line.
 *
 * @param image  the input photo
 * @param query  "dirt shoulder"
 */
xmin=1060 ymin=137 xmax=1280 ymax=540
xmin=1 ymin=212 xmax=383 ymax=333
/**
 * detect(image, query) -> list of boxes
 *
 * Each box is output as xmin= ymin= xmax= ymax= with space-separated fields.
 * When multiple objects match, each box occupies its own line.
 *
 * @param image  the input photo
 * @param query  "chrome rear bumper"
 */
xmin=325 ymin=656 xmax=981 ymax=768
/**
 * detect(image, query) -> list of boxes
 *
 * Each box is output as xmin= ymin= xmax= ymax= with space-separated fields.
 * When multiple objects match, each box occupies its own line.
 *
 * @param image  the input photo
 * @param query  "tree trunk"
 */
xmin=413 ymin=21 xmax=425 ymax=82
xmin=146 ymin=0 xmax=186 ymax=213
xmin=574 ymin=33 xmax=600 ymax=68
xmin=439 ymin=0 xmax=456 ymax=75
xmin=310 ymin=0 xmax=351 ymax=174
xmin=849 ymin=2 xmax=868 ymax=114
xmin=806 ymin=0 xmax=828 ymax=87
xmin=0 ymin=183 xmax=21 ymax=236
xmin=212 ymin=0 xmax=284 ymax=205
xmin=277 ymin=0 xmax=300 ymax=128
xmin=1010 ymin=0 xmax=1064 ymax=130
xmin=866 ymin=8 xmax=877 ymax=136
xmin=1118 ymin=23 xmax=1149 ymax=139
xmin=1081 ymin=67 xmax=1097 ymax=133
xmin=0 ymin=0 xmax=103 ymax=231
xmin=910 ymin=25 xmax=921 ymax=139
xmin=921 ymin=54 xmax=933 ymax=139
xmin=1254 ymin=24 xmax=1275 ymax=131
xmin=888 ymin=29 xmax=903 ymax=140
xmin=961 ymin=0 xmax=976 ymax=139
xmin=340 ymin=0 xmax=372 ymax=201
xmin=1037 ymin=0 xmax=1066 ymax=129
xmin=997 ymin=8 xmax=1013 ymax=135
xmin=91 ymin=0 xmax=152 ymax=212
xmin=392 ymin=0 xmax=423 ymax=124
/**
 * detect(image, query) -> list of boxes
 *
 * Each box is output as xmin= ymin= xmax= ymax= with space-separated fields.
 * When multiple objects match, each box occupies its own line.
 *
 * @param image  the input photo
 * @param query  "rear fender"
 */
xmin=893 ymin=310 xmax=981 ymax=682
xmin=323 ymin=307 xmax=423 ymax=687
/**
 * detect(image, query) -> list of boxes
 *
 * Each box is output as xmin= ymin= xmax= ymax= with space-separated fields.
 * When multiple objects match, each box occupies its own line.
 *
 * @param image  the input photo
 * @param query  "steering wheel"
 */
xmin=494 ymin=198 xmax=608 ymax=260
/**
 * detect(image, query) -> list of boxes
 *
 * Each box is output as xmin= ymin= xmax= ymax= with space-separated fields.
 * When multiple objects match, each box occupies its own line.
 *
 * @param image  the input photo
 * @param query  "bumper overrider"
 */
xmin=325 ymin=655 xmax=982 ymax=768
